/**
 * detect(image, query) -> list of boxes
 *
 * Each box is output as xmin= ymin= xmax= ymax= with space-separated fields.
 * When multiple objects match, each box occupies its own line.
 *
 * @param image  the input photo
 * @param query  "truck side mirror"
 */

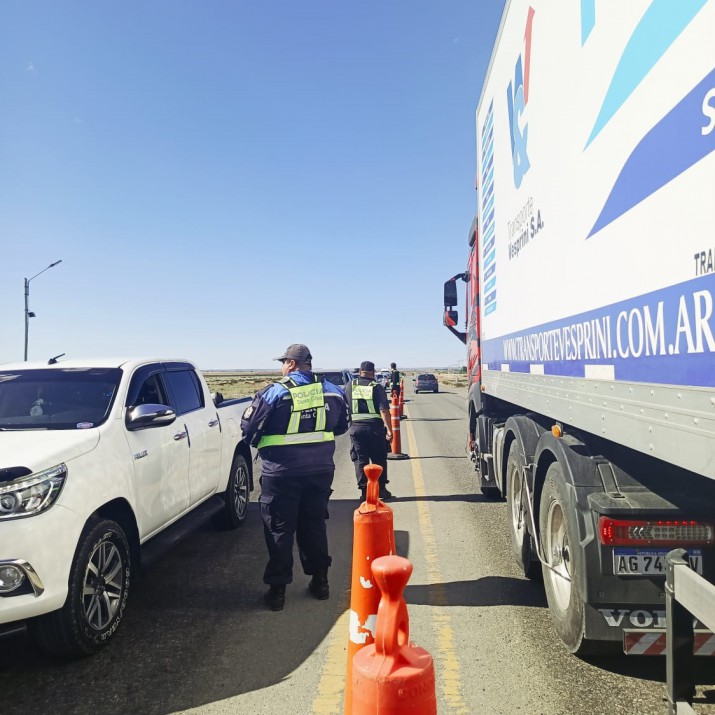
xmin=444 ymin=309 xmax=459 ymax=327
xmin=444 ymin=280 xmax=458 ymax=307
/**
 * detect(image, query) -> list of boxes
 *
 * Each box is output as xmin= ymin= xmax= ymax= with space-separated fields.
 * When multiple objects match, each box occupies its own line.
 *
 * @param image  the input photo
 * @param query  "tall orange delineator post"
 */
xmin=351 ymin=555 xmax=437 ymax=714
xmin=387 ymin=392 xmax=409 ymax=460
xmin=398 ymin=378 xmax=405 ymax=419
xmin=344 ymin=464 xmax=396 ymax=715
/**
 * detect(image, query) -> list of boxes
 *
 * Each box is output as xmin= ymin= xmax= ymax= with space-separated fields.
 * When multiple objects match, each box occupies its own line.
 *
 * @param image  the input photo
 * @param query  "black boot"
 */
xmin=379 ymin=485 xmax=393 ymax=500
xmin=264 ymin=584 xmax=286 ymax=611
xmin=308 ymin=570 xmax=330 ymax=600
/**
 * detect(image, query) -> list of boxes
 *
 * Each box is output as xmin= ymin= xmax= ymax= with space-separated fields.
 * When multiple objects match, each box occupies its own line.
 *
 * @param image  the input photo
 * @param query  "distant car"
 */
xmin=414 ymin=373 xmax=439 ymax=393
xmin=376 ymin=371 xmax=391 ymax=389
xmin=314 ymin=369 xmax=353 ymax=388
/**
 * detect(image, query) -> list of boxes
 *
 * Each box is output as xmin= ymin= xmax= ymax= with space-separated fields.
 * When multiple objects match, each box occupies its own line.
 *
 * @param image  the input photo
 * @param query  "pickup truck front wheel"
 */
xmin=32 ymin=518 xmax=130 ymax=656
xmin=215 ymin=453 xmax=250 ymax=529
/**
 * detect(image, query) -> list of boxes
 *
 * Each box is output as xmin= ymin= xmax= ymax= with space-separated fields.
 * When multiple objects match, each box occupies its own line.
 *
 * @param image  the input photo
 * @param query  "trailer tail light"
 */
xmin=598 ymin=517 xmax=714 ymax=546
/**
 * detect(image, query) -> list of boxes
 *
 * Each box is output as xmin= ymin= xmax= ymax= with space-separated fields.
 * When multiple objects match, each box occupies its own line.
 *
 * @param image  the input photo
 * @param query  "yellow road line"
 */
xmin=312 ymin=607 xmax=350 ymax=714
xmin=313 ymin=412 xmax=469 ymax=713
xmin=404 ymin=411 xmax=470 ymax=715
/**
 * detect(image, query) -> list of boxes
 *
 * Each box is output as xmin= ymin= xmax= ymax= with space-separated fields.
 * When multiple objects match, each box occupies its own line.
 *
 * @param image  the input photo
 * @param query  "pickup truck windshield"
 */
xmin=0 ymin=368 xmax=122 ymax=430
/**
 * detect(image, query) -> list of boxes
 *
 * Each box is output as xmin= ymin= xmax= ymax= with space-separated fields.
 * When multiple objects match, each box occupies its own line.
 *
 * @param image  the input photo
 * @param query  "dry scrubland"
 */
xmin=202 ymin=372 xmax=279 ymax=399
xmin=202 ymin=370 xmax=469 ymax=399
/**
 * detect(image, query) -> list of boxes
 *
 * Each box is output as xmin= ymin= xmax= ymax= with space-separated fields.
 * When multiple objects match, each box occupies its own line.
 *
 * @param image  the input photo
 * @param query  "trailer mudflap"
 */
xmin=623 ymin=629 xmax=715 ymax=656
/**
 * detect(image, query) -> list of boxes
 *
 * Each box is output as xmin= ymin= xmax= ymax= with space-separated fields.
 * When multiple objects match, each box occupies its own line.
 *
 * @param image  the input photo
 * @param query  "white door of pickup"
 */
xmin=125 ymin=373 xmax=191 ymax=538
xmin=183 ymin=409 xmax=223 ymax=502
xmin=163 ymin=370 xmax=222 ymax=504
xmin=125 ymin=423 xmax=191 ymax=538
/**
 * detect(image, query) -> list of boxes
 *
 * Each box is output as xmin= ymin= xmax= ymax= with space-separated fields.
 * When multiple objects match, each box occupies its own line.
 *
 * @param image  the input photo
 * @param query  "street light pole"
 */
xmin=24 ymin=260 xmax=62 ymax=361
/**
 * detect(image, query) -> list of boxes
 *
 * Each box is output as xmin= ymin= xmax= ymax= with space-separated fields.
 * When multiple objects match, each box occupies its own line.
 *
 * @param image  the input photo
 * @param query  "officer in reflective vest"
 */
xmin=344 ymin=360 xmax=393 ymax=501
xmin=389 ymin=361 xmax=402 ymax=399
xmin=241 ymin=344 xmax=349 ymax=611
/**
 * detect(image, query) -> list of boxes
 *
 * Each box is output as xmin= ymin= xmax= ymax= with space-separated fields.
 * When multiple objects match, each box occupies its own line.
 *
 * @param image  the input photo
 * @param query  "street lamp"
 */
xmin=24 ymin=260 xmax=62 ymax=361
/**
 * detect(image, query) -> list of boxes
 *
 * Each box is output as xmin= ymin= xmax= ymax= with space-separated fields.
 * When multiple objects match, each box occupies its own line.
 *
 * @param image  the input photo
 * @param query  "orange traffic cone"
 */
xmin=344 ymin=464 xmax=396 ymax=715
xmin=387 ymin=392 xmax=409 ymax=460
xmin=351 ymin=555 xmax=436 ymax=714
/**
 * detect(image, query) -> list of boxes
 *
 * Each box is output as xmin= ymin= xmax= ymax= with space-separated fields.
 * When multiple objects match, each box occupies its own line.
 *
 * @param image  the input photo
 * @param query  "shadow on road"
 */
xmin=582 ymin=652 xmax=715 ymax=687
xmin=404 ymin=576 xmax=547 ymax=609
xmin=389 ymin=493 xmax=495 ymax=504
xmin=407 ymin=417 xmax=461 ymax=422
xmin=0 ymin=497 xmax=360 ymax=715
xmin=407 ymin=454 xmax=468 ymax=459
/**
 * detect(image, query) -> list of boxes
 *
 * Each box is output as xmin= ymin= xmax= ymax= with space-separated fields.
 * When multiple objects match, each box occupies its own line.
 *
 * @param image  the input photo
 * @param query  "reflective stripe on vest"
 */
xmin=257 ymin=375 xmax=334 ymax=448
xmin=351 ymin=380 xmax=380 ymax=421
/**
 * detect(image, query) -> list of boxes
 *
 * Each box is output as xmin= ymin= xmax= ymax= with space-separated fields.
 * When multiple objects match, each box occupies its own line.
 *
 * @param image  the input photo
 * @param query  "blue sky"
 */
xmin=1 ymin=1 xmax=505 ymax=370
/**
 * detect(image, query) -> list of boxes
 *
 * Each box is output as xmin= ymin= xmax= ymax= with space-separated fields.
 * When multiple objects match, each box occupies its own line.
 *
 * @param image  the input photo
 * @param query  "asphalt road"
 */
xmin=2 ymin=382 xmax=714 ymax=714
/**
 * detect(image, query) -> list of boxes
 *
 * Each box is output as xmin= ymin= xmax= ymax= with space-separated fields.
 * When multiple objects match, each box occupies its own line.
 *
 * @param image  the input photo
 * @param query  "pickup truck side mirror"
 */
xmin=126 ymin=403 xmax=177 ymax=431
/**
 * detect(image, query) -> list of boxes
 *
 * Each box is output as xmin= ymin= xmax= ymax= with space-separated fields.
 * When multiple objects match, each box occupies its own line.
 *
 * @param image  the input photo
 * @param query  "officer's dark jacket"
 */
xmin=344 ymin=377 xmax=389 ymax=423
xmin=241 ymin=370 xmax=350 ymax=477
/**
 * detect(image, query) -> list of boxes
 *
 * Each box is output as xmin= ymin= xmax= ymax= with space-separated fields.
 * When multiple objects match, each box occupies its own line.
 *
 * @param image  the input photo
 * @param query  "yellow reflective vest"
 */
xmin=257 ymin=375 xmax=335 ymax=447
xmin=351 ymin=379 xmax=380 ymax=422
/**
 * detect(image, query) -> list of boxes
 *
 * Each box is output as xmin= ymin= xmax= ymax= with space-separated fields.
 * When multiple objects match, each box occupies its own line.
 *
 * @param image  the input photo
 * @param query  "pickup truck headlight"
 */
xmin=0 ymin=464 xmax=67 ymax=520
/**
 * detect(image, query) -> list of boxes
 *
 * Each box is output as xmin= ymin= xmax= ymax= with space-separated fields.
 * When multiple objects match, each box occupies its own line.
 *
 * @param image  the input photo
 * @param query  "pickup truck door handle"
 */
xmin=208 ymin=419 xmax=219 ymax=428
xmin=174 ymin=430 xmax=188 ymax=441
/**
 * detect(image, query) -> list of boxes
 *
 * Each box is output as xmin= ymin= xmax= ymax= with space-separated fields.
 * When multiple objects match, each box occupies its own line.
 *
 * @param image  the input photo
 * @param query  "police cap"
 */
xmin=275 ymin=343 xmax=312 ymax=363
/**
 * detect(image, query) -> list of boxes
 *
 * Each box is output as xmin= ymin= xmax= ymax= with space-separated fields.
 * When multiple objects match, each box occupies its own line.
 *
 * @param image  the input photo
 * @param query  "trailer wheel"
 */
xmin=539 ymin=462 xmax=593 ymax=654
xmin=507 ymin=442 xmax=539 ymax=579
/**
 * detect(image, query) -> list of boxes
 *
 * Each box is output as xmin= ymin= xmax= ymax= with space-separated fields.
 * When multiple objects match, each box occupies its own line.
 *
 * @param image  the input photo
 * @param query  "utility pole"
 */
xmin=24 ymin=260 xmax=62 ymax=361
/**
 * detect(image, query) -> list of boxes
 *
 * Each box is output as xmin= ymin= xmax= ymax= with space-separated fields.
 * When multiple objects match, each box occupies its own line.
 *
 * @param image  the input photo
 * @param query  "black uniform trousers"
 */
xmin=349 ymin=421 xmax=389 ymax=488
xmin=259 ymin=471 xmax=334 ymax=586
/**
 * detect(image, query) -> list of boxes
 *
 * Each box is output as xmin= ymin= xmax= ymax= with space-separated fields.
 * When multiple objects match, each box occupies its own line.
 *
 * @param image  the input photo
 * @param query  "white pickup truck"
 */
xmin=0 ymin=358 xmax=253 ymax=655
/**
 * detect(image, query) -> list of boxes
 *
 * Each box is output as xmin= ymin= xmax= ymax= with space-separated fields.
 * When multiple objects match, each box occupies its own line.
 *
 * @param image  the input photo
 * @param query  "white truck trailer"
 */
xmin=443 ymin=0 xmax=715 ymax=655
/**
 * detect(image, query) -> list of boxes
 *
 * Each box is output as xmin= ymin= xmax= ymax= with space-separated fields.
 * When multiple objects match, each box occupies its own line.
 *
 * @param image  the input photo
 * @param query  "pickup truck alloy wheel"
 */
xmin=216 ymin=453 xmax=250 ymax=529
xmin=539 ymin=464 xmax=590 ymax=654
xmin=507 ymin=442 xmax=538 ymax=579
xmin=32 ymin=518 xmax=131 ymax=656
xmin=83 ymin=538 xmax=125 ymax=631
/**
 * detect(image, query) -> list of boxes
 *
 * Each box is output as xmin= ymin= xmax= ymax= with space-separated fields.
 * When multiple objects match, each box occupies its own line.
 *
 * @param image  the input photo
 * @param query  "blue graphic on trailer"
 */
xmin=584 ymin=0 xmax=708 ymax=148
xmin=588 ymin=70 xmax=715 ymax=236
xmin=582 ymin=0 xmax=711 ymax=238
xmin=481 ymin=273 xmax=715 ymax=388
xmin=480 ymin=101 xmax=498 ymax=315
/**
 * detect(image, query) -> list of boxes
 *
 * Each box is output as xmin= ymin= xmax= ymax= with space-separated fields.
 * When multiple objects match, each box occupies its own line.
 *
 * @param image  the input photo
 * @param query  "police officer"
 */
xmin=241 ymin=344 xmax=350 ymax=611
xmin=344 ymin=361 xmax=393 ymax=501
xmin=389 ymin=362 xmax=402 ymax=399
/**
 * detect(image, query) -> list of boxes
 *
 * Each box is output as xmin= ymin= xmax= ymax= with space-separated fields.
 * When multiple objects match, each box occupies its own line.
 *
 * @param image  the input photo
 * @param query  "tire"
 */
xmin=539 ymin=463 xmax=599 ymax=655
xmin=215 ymin=453 xmax=250 ymax=529
xmin=32 ymin=518 xmax=131 ymax=656
xmin=414 ymin=389 xmax=419 ymax=394
xmin=506 ymin=442 xmax=539 ymax=579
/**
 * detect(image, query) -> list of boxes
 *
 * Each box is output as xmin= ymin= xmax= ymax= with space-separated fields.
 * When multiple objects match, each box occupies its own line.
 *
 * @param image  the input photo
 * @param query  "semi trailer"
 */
xmin=443 ymin=0 xmax=715 ymax=655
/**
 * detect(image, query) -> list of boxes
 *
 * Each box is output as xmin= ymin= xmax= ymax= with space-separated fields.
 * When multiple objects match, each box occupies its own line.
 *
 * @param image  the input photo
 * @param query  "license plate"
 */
xmin=613 ymin=548 xmax=703 ymax=576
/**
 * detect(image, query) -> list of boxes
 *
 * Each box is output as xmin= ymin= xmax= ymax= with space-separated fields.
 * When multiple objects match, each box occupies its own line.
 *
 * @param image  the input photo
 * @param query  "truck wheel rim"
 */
xmin=546 ymin=501 xmax=571 ymax=612
xmin=509 ymin=465 xmax=525 ymax=547
xmin=232 ymin=462 xmax=249 ymax=518
xmin=82 ymin=541 xmax=124 ymax=631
